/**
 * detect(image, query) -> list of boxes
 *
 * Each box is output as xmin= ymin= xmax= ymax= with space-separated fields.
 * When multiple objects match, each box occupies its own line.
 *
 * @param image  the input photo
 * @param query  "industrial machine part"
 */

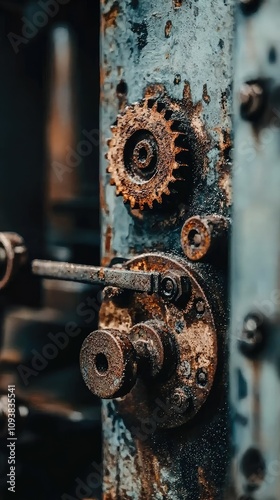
xmin=107 ymin=92 xmax=190 ymax=209
xmin=33 ymin=252 xmax=222 ymax=429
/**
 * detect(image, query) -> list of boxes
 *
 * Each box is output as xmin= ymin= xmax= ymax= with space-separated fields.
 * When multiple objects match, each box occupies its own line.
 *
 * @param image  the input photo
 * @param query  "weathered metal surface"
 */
xmin=230 ymin=0 xmax=280 ymax=498
xmin=32 ymin=259 xmax=161 ymax=293
xmin=101 ymin=0 xmax=233 ymax=497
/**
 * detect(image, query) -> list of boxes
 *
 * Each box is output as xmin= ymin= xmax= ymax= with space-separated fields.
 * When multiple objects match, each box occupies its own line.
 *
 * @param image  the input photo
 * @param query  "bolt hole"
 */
xmin=95 ymin=353 xmax=109 ymax=374
xmin=138 ymin=147 xmax=148 ymax=162
xmin=241 ymin=448 xmax=265 ymax=487
xmin=268 ymin=46 xmax=277 ymax=64
xmin=173 ymin=0 xmax=182 ymax=8
xmin=188 ymin=229 xmax=201 ymax=248
xmin=116 ymin=79 xmax=128 ymax=96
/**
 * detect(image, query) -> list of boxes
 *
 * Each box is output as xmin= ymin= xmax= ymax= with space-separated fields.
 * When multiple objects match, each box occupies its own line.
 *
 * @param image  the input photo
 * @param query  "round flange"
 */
xmin=80 ymin=329 xmax=137 ymax=399
xmin=98 ymin=253 xmax=220 ymax=429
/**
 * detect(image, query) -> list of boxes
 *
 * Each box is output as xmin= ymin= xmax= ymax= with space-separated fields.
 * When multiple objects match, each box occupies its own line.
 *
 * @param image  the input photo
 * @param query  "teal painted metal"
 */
xmin=231 ymin=1 xmax=280 ymax=498
xmin=100 ymin=1 xmax=234 ymax=497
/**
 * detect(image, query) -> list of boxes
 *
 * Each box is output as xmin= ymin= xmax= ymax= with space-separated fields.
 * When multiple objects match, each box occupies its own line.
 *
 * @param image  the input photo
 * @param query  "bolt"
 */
xmin=170 ymin=388 xmax=191 ymax=411
xmin=161 ymin=276 xmax=177 ymax=299
xmin=196 ymin=368 xmax=208 ymax=387
xmin=239 ymin=82 xmax=264 ymax=121
xmin=240 ymin=0 xmax=262 ymax=14
xmin=239 ymin=313 xmax=266 ymax=357
xmin=181 ymin=215 xmax=228 ymax=262
xmin=160 ymin=271 xmax=191 ymax=303
xmin=195 ymin=299 xmax=205 ymax=315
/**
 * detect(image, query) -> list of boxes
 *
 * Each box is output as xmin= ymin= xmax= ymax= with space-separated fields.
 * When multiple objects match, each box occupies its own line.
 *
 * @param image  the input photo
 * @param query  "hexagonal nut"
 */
xmin=160 ymin=270 xmax=191 ymax=303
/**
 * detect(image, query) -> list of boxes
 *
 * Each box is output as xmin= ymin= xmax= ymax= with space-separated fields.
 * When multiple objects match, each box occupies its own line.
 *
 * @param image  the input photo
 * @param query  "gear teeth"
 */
xmin=107 ymin=95 xmax=188 ymax=210
xmin=175 ymin=146 xmax=185 ymax=156
xmin=164 ymin=110 xmax=173 ymax=120
xmin=157 ymin=101 xmax=166 ymax=112
xmin=147 ymin=98 xmax=157 ymax=109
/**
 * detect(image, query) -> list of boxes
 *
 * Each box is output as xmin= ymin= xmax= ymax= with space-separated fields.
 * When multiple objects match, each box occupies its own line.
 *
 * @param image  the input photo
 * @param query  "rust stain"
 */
xmin=98 ymin=267 xmax=105 ymax=280
xmin=165 ymin=20 xmax=172 ymax=38
xmin=105 ymin=225 xmax=113 ymax=254
xmin=100 ymin=178 xmax=109 ymax=215
xmin=183 ymin=81 xmax=211 ymax=176
xmin=173 ymin=0 xmax=183 ymax=8
xmin=136 ymin=441 xmax=168 ymax=497
xmin=203 ymin=84 xmax=211 ymax=104
xmin=198 ymin=466 xmax=217 ymax=499
xmin=215 ymin=126 xmax=232 ymax=208
xmin=102 ymin=1 xmax=120 ymax=31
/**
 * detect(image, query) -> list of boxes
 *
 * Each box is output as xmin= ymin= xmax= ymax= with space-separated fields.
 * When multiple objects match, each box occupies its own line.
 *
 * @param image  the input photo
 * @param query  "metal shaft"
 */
xmin=32 ymin=259 xmax=160 ymax=294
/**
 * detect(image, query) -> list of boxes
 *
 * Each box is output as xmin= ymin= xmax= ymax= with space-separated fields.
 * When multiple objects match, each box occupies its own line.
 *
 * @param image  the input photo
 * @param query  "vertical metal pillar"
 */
xmin=231 ymin=1 xmax=280 ymax=498
xmin=101 ymin=1 xmax=234 ymax=497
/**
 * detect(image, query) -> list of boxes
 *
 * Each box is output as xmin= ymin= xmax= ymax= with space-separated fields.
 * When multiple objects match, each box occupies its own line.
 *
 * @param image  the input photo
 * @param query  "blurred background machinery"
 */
xmin=0 ymin=1 xmax=102 ymax=499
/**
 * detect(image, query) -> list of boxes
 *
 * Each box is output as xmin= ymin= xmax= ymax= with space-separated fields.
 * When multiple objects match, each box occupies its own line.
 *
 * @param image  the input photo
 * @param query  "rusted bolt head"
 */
xmin=80 ymin=329 xmax=137 ymax=399
xmin=181 ymin=217 xmax=212 ymax=261
xmin=160 ymin=270 xmax=191 ymax=303
xmin=239 ymin=82 xmax=265 ymax=121
xmin=129 ymin=320 xmax=177 ymax=380
xmin=181 ymin=215 xmax=228 ymax=261
xmin=170 ymin=388 xmax=192 ymax=413
xmin=195 ymin=298 xmax=205 ymax=315
xmin=239 ymin=313 xmax=266 ymax=357
xmin=196 ymin=368 xmax=208 ymax=387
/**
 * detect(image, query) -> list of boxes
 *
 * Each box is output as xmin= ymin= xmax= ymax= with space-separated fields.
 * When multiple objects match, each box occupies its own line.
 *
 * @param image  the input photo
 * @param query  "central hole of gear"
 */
xmin=188 ymin=229 xmax=202 ymax=248
xmin=138 ymin=147 xmax=148 ymax=162
xmin=95 ymin=353 xmax=109 ymax=374
xmin=124 ymin=130 xmax=158 ymax=182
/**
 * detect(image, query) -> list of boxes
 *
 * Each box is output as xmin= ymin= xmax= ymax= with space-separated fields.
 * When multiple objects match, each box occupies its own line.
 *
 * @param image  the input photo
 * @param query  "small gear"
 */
xmin=106 ymin=95 xmax=189 ymax=210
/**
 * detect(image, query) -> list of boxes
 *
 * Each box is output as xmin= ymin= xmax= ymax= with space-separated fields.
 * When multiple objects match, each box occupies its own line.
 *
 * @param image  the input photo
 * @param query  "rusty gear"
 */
xmin=106 ymin=97 xmax=189 ymax=209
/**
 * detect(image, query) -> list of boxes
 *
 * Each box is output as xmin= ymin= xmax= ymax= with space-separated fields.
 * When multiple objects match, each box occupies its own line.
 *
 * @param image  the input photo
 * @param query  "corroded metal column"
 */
xmin=231 ymin=1 xmax=280 ymax=498
xmin=100 ymin=1 xmax=234 ymax=498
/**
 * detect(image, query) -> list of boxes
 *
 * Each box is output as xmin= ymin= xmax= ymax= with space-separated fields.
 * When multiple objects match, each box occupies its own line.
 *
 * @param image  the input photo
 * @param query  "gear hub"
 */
xmin=106 ymin=95 xmax=189 ymax=209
